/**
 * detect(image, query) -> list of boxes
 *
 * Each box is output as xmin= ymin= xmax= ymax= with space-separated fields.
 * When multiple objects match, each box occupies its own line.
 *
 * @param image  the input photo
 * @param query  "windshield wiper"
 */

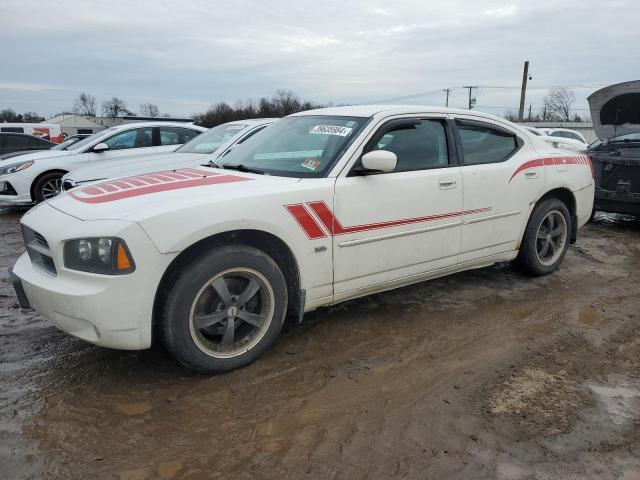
xmin=208 ymin=159 xmax=222 ymax=168
xmin=221 ymin=164 xmax=265 ymax=175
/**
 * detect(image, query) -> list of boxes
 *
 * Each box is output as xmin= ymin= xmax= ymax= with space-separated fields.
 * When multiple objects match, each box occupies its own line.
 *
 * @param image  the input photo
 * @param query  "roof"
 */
xmin=226 ymin=118 xmax=278 ymax=126
xmin=106 ymin=121 xmax=207 ymax=131
xmin=290 ymin=104 xmax=505 ymax=120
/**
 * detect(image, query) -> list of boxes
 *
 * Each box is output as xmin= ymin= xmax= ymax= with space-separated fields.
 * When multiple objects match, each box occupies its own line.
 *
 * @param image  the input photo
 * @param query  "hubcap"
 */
xmin=41 ymin=178 xmax=62 ymax=199
xmin=188 ymin=268 xmax=274 ymax=358
xmin=535 ymin=210 xmax=567 ymax=267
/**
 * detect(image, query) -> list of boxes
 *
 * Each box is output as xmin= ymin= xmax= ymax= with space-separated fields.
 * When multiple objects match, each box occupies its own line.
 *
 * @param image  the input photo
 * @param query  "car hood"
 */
xmin=47 ymin=166 xmax=300 ymax=221
xmin=588 ymin=80 xmax=640 ymax=140
xmin=0 ymin=149 xmax=71 ymax=167
xmin=66 ymin=152 xmax=209 ymax=183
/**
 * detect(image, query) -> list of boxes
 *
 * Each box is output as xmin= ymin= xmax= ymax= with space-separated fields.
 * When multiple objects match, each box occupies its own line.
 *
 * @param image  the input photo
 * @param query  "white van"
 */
xmin=0 ymin=123 xmax=63 ymax=143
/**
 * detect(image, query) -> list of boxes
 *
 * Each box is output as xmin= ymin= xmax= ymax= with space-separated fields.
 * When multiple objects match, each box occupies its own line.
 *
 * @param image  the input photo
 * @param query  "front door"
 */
xmin=87 ymin=127 xmax=157 ymax=163
xmin=328 ymin=116 xmax=463 ymax=300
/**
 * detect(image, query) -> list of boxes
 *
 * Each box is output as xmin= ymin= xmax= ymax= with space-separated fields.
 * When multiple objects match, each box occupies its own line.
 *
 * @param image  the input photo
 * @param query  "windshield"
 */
xmin=177 ymin=123 xmax=248 ymax=154
xmin=608 ymin=132 xmax=640 ymax=143
xmin=63 ymin=128 xmax=118 ymax=151
xmin=220 ymin=116 xmax=368 ymax=177
xmin=590 ymin=132 xmax=640 ymax=149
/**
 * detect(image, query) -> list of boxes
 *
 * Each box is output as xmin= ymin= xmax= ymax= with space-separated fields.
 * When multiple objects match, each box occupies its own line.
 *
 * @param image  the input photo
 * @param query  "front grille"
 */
xmin=21 ymin=225 xmax=57 ymax=276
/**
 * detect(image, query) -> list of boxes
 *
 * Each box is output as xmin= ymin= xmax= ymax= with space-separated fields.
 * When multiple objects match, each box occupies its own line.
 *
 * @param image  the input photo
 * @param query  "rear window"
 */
xmin=456 ymin=120 xmax=521 ymax=165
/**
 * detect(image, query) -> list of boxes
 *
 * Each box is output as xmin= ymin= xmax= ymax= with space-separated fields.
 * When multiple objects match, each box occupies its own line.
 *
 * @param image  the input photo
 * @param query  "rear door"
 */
xmin=453 ymin=116 xmax=546 ymax=263
xmin=331 ymin=116 xmax=463 ymax=298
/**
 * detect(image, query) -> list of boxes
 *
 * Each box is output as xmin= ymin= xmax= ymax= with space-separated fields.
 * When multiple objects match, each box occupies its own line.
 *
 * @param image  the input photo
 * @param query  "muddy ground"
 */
xmin=1 ymin=207 xmax=639 ymax=480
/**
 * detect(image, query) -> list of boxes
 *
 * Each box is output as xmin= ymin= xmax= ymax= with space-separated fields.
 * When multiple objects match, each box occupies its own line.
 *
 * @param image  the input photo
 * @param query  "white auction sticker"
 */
xmin=310 ymin=125 xmax=353 ymax=137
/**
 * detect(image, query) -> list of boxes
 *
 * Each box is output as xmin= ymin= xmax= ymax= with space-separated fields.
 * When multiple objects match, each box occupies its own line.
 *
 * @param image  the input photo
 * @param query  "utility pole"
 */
xmin=443 ymin=88 xmax=451 ymax=107
xmin=517 ymin=60 xmax=530 ymax=122
xmin=528 ymin=104 xmax=532 ymax=121
xmin=463 ymin=86 xmax=477 ymax=109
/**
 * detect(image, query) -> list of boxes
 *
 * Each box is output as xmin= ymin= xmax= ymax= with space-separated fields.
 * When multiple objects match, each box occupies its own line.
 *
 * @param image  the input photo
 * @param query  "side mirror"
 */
xmin=360 ymin=150 xmax=397 ymax=173
xmin=93 ymin=142 xmax=109 ymax=152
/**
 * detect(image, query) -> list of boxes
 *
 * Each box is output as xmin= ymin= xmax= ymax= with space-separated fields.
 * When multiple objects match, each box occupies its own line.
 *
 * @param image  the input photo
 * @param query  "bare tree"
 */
xmin=22 ymin=112 xmax=45 ymax=122
xmin=72 ymin=92 xmax=97 ymax=116
xmin=139 ymin=103 xmax=160 ymax=117
xmin=543 ymin=88 xmax=575 ymax=122
xmin=192 ymin=90 xmax=326 ymax=128
xmin=101 ymin=97 xmax=128 ymax=118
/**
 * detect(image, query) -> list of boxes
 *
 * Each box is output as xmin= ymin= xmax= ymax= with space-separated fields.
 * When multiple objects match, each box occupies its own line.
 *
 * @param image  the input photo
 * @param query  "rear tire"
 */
xmin=33 ymin=171 xmax=64 ymax=203
xmin=514 ymin=198 xmax=572 ymax=276
xmin=160 ymin=245 xmax=288 ymax=373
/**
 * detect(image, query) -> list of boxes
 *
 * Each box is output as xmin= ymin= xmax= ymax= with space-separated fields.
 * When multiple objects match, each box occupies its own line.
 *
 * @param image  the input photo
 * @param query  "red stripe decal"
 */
xmin=510 ymin=155 xmax=592 ymax=183
xmin=284 ymin=204 xmax=327 ymax=239
xmin=69 ymin=169 xmax=251 ymax=203
xmin=304 ymin=201 xmax=491 ymax=236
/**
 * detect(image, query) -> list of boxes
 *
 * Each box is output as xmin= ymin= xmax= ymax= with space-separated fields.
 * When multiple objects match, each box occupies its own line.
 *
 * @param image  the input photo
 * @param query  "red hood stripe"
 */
xmin=68 ymin=169 xmax=251 ymax=204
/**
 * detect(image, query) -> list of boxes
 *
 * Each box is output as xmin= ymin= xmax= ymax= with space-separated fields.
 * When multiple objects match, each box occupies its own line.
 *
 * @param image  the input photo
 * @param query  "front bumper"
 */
xmin=594 ymin=189 xmax=640 ymax=215
xmin=0 ymin=173 xmax=33 ymax=204
xmin=11 ymin=203 xmax=177 ymax=350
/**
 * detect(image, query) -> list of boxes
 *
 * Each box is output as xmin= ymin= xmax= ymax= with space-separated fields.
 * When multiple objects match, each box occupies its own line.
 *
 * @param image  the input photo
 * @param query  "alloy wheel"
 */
xmin=188 ymin=268 xmax=275 ymax=358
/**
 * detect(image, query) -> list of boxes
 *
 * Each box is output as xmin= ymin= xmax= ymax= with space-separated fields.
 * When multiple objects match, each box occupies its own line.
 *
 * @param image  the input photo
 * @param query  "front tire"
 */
xmin=33 ymin=171 xmax=64 ymax=203
xmin=515 ymin=198 xmax=571 ymax=276
xmin=160 ymin=245 xmax=288 ymax=373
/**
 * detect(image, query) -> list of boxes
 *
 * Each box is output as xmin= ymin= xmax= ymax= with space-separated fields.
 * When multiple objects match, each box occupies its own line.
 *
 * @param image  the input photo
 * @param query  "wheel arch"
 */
xmin=30 ymin=169 xmax=68 ymax=201
xmin=534 ymin=187 xmax=578 ymax=243
xmin=152 ymin=229 xmax=302 ymax=343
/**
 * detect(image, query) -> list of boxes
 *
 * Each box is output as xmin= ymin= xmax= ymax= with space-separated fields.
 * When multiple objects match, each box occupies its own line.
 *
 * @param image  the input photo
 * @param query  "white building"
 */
xmin=44 ymin=114 xmax=107 ymax=137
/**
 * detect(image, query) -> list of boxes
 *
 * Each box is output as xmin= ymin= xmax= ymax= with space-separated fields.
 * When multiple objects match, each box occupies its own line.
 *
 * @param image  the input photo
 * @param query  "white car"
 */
xmin=0 ymin=122 xmax=206 ymax=204
xmin=519 ymin=125 xmax=588 ymax=152
xmin=11 ymin=105 xmax=594 ymax=373
xmin=540 ymin=128 xmax=588 ymax=146
xmin=61 ymin=119 xmax=275 ymax=191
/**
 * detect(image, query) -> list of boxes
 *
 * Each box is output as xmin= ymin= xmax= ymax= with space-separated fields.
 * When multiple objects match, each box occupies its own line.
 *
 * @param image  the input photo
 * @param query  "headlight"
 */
xmin=0 ymin=161 xmax=34 ymax=176
xmin=64 ymin=237 xmax=135 ymax=274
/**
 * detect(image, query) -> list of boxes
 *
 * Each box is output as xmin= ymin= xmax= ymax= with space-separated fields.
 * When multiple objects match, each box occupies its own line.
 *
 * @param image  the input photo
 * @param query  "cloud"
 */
xmin=0 ymin=0 xmax=638 ymax=117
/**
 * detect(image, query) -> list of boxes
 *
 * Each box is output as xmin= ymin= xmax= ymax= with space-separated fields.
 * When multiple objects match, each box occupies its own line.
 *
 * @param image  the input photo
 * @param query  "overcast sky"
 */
xmin=1 ymin=0 xmax=639 ymax=118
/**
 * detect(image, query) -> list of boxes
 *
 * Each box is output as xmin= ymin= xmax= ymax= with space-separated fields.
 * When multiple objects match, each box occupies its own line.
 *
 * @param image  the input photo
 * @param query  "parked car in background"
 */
xmin=0 ymin=122 xmax=206 ymax=204
xmin=0 ymin=132 xmax=54 ymax=155
xmin=62 ymin=119 xmax=275 ymax=191
xmin=540 ymin=128 xmax=588 ymax=146
xmin=11 ymin=105 xmax=594 ymax=373
xmin=61 ymin=133 xmax=92 ymax=143
xmin=0 ymin=134 xmax=96 ymax=163
xmin=588 ymin=80 xmax=640 ymax=216
xmin=517 ymin=125 xmax=587 ymax=152
xmin=0 ymin=123 xmax=63 ymax=143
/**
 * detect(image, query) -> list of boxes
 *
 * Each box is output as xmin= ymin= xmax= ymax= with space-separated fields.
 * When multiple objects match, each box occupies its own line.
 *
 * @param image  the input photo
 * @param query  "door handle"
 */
xmin=524 ymin=170 xmax=538 ymax=179
xmin=438 ymin=177 xmax=457 ymax=189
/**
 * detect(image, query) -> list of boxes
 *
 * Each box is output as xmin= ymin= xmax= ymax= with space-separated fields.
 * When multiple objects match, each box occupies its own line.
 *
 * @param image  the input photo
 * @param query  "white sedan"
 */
xmin=11 ymin=105 xmax=594 ymax=373
xmin=0 ymin=121 xmax=206 ymax=204
xmin=61 ymin=119 xmax=275 ymax=191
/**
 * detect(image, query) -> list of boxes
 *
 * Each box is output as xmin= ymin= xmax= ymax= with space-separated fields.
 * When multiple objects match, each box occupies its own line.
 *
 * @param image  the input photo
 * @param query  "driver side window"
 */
xmin=373 ymin=119 xmax=449 ymax=173
xmin=104 ymin=128 xmax=153 ymax=150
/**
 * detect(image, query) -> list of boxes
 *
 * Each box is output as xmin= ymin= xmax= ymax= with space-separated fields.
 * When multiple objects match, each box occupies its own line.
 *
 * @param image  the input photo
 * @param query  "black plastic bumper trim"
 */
xmin=9 ymin=269 xmax=31 ymax=309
